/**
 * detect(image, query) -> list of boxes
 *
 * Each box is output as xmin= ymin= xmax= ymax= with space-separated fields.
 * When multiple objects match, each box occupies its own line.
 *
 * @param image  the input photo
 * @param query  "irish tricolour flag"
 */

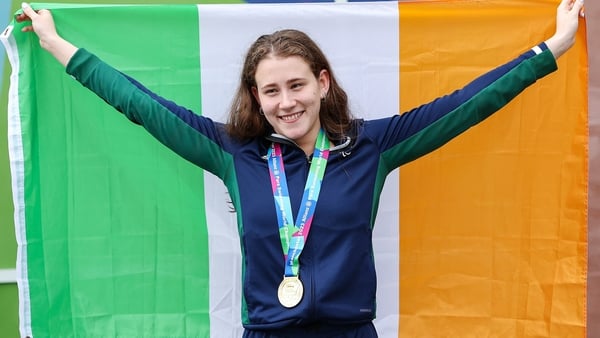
xmin=1 ymin=1 xmax=587 ymax=337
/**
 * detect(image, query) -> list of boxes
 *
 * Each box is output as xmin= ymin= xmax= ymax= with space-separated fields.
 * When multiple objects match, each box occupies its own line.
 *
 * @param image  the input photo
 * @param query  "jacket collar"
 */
xmin=265 ymin=133 xmax=352 ymax=154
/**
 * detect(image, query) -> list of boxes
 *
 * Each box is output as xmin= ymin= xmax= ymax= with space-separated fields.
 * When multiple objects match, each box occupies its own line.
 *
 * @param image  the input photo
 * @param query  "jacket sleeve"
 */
xmin=65 ymin=48 xmax=233 ymax=177
xmin=373 ymin=43 xmax=558 ymax=171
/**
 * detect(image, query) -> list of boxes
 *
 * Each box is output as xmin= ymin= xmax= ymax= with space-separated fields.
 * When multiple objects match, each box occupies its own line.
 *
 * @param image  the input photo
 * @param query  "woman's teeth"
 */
xmin=281 ymin=112 xmax=303 ymax=121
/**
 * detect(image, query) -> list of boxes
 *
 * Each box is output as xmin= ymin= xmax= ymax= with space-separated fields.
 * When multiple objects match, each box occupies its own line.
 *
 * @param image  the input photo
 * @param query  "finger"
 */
xmin=37 ymin=9 xmax=51 ymax=16
xmin=15 ymin=13 xmax=31 ymax=23
xmin=572 ymin=0 xmax=584 ymax=8
xmin=569 ymin=0 xmax=584 ymax=12
xmin=571 ymin=0 xmax=585 ymax=17
xmin=21 ymin=2 xmax=38 ymax=19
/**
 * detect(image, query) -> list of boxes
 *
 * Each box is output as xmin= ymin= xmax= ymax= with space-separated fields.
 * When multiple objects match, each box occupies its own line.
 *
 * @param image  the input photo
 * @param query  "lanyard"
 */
xmin=267 ymin=129 xmax=330 ymax=277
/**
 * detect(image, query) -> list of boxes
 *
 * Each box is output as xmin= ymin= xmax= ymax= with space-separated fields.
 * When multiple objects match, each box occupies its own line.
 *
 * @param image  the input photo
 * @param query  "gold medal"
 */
xmin=277 ymin=276 xmax=304 ymax=308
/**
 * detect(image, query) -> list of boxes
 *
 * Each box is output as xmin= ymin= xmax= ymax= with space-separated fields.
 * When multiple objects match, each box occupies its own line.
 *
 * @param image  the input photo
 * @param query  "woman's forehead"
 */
xmin=254 ymin=56 xmax=314 ymax=86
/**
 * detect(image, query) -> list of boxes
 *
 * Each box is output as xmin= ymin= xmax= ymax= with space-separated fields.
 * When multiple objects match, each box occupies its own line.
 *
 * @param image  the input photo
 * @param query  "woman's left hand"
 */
xmin=545 ymin=0 xmax=585 ymax=59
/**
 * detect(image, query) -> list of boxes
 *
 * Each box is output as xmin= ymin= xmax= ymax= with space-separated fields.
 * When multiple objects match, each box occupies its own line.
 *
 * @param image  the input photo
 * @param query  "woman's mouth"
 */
xmin=280 ymin=111 xmax=304 ymax=122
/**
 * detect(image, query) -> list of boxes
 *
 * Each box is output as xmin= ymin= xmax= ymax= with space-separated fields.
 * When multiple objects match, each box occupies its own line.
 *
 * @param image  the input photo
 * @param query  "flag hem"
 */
xmin=1 ymin=24 xmax=33 ymax=338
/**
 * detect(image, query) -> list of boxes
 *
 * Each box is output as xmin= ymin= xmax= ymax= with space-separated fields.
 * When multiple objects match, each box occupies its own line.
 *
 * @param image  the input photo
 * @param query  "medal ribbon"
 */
xmin=267 ymin=129 xmax=330 ymax=277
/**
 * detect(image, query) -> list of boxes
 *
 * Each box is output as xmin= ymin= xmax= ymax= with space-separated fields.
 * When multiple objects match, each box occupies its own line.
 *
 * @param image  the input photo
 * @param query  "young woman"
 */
xmin=18 ymin=0 xmax=584 ymax=337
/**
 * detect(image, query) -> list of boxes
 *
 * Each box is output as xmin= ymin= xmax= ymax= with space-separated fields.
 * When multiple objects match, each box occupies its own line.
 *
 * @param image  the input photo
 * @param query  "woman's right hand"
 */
xmin=17 ymin=2 xmax=59 ymax=50
xmin=16 ymin=2 xmax=78 ymax=67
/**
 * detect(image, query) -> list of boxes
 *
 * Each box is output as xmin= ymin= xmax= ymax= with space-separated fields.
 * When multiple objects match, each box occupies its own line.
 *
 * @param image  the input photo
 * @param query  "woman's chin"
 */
xmin=274 ymin=127 xmax=304 ymax=141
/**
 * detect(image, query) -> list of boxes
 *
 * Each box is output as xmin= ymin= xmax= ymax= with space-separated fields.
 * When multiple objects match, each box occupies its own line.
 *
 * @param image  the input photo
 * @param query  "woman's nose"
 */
xmin=279 ymin=90 xmax=295 ymax=109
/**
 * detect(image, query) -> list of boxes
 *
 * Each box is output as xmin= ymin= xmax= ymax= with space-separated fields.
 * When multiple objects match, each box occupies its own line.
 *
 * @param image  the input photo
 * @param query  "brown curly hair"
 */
xmin=226 ymin=29 xmax=353 ymax=141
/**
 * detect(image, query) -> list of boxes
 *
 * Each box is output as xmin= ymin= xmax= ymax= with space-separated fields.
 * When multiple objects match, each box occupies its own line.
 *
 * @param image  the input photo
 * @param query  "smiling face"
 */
xmin=252 ymin=55 xmax=330 ymax=155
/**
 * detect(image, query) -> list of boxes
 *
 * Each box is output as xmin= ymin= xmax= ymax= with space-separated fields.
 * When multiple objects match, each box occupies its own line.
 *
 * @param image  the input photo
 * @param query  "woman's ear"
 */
xmin=318 ymin=69 xmax=330 ymax=98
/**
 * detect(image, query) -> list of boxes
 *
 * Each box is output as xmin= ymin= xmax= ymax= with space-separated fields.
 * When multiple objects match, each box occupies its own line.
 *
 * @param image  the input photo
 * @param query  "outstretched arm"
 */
xmin=545 ymin=0 xmax=585 ymax=59
xmin=379 ymin=0 xmax=585 ymax=167
xmin=16 ymin=3 xmax=235 ymax=175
